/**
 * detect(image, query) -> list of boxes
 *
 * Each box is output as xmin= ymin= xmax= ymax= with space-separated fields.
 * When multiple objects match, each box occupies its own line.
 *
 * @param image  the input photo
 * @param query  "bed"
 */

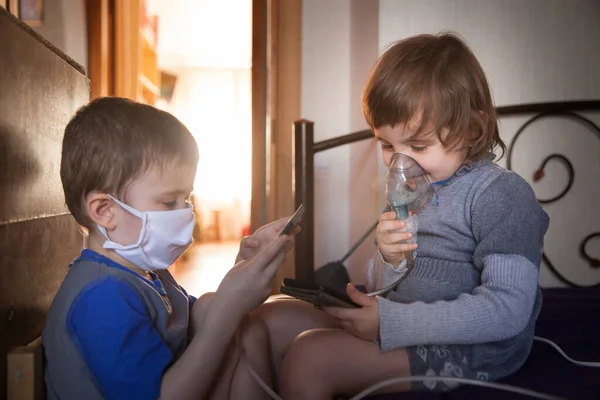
xmin=289 ymin=101 xmax=600 ymax=399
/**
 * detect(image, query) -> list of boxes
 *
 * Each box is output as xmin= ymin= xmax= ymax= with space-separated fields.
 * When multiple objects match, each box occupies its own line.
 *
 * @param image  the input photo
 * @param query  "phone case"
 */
xmin=280 ymin=279 xmax=359 ymax=308
xmin=280 ymin=204 xmax=305 ymax=235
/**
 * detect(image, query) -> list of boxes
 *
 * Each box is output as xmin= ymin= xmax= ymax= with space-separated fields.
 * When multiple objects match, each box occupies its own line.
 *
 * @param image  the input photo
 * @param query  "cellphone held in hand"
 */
xmin=280 ymin=278 xmax=360 ymax=308
xmin=280 ymin=204 xmax=304 ymax=236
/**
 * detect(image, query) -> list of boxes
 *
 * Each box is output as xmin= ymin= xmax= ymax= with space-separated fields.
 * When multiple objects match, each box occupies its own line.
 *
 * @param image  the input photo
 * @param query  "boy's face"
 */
xmin=110 ymin=162 xmax=196 ymax=246
xmin=374 ymin=122 xmax=468 ymax=184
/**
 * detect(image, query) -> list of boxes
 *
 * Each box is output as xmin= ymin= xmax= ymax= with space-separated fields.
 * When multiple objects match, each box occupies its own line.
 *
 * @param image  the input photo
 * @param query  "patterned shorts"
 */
xmin=407 ymin=344 xmax=491 ymax=392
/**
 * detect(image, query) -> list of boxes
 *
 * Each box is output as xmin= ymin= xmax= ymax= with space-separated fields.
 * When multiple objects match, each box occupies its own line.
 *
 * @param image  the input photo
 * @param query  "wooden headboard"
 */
xmin=0 ymin=8 xmax=89 ymax=398
xmin=291 ymin=101 xmax=600 ymax=285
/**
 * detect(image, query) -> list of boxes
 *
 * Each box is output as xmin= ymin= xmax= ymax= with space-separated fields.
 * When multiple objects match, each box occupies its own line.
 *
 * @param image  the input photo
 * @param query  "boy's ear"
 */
xmin=86 ymin=192 xmax=117 ymax=230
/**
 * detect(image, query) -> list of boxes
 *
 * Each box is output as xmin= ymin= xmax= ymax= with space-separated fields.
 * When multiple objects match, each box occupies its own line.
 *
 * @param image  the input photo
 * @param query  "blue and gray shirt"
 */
xmin=43 ymin=250 xmax=195 ymax=400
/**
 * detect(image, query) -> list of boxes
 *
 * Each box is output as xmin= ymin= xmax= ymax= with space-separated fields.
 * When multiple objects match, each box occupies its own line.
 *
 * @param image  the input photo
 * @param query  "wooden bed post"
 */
xmin=293 ymin=120 xmax=315 ymax=281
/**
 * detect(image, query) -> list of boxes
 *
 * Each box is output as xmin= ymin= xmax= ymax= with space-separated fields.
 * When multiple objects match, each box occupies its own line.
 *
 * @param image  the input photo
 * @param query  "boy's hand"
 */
xmin=235 ymin=216 xmax=299 ymax=263
xmin=323 ymin=284 xmax=380 ymax=341
xmin=215 ymin=235 xmax=291 ymax=318
xmin=376 ymin=211 xmax=417 ymax=267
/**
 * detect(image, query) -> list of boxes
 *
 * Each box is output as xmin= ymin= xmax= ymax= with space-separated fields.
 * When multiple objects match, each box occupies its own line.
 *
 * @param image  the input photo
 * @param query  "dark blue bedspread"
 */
xmin=368 ymin=288 xmax=600 ymax=400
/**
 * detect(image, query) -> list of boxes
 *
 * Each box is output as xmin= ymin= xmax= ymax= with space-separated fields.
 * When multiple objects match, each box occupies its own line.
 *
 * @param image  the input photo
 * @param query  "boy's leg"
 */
xmin=253 ymin=297 xmax=341 ymax=381
xmin=282 ymin=328 xmax=411 ymax=400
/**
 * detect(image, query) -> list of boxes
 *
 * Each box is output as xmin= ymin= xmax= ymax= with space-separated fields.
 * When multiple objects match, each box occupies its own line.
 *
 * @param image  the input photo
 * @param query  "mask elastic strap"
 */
xmin=107 ymin=195 xmax=145 ymax=219
xmin=97 ymin=225 xmax=111 ymax=241
xmin=97 ymin=195 xmax=147 ymax=248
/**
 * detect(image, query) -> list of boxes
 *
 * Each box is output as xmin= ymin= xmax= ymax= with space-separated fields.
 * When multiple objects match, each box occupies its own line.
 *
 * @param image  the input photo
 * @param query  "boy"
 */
xmin=43 ymin=97 xmax=293 ymax=399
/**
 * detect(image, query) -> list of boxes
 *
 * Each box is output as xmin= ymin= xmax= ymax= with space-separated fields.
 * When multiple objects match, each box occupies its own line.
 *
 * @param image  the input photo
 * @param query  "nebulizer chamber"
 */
xmin=385 ymin=153 xmax=433 ymax=266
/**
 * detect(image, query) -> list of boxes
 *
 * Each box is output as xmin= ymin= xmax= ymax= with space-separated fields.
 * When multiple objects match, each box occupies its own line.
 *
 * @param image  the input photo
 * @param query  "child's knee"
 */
xmin=197 ymin=291 xmax=215 ymax=306
xmin=238 ymin=314 xmax=269 ymax=351
xmin=190 ymin=292 xmax=215 ymax=330
xmin=284 ymin=330 xmax=328 ymax=375
xmin=251 ymin=298 xmax=292 ymax=335
xmin=194 ymin=291 xmax=214 ymax=313
xmin=254 ymin=298 xmax=338 ymax=333
xmin=282 ymin=330 xmax=332 ymax=395
xmin=252 ymin=297 xmax=284 ymax=320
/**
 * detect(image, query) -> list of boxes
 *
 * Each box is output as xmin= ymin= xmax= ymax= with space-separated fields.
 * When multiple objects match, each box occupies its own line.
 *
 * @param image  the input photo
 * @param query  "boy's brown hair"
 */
xmin=362 ymin=32 xmax=505 ymax=161
xmin=60 ymin=97 xmax=198 ymax=229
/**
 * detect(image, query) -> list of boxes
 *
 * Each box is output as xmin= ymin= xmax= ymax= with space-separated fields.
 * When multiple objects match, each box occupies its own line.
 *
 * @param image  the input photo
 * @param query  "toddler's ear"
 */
xmin=86 ymin=192 xmax=117 ymax=230
xmin=478 ymin=110 xmax=488 ymax=122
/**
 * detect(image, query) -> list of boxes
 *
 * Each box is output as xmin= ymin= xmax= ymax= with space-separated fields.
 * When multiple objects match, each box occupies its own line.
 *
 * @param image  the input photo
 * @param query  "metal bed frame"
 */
xmin=291 ymin=100 xmax=600 ymax=285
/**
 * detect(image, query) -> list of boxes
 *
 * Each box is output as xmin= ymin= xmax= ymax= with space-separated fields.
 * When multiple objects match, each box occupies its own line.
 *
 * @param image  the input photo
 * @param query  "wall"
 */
xmin=302 ymin=0 xmax=350 ymax=268
xmin=302 ymin=0 xmax=381 ymax=272
xmin=378 ymin=0 xmax=600 ymax=287
xmin=31 ymin=0 xmax=87 ymax=71
xmin=379 ymin=0 xmax=600 ymax=107
xmin=0 ymin=9 xmax=89 ymax=396
xmin=346 ymin=0 xmax=381 ymax=280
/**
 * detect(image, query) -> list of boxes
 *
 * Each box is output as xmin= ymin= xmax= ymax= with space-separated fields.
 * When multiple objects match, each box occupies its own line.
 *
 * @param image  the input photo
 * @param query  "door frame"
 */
xmin=252 ymin=0 xmax=302 ymax=283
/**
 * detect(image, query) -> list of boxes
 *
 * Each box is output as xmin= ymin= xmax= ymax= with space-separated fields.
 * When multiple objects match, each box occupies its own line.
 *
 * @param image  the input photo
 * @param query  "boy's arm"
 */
xmin=376 ymin=172 xmax=550 ymax=352
xmin=235 ymin=216 xmax=292 ymax=264
xmin=161 ymin=234 xmax=289 ymax=399
xmin=160 ymin=291 xmax=245 ymax=399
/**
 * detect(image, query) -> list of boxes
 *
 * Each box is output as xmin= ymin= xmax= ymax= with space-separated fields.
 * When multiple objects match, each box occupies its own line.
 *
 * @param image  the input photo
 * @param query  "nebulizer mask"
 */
xmin=386 ymin=153 xmax=433 ymax=221
xmin=366 ymin=153 xmax=434 ymax=296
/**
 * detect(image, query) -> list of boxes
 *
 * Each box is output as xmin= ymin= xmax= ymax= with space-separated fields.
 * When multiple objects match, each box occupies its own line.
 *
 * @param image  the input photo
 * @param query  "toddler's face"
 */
xmin=110 ymin=163 xmax=196 ymax=246
xmin=374 ymin=123 xmax=467 ymax=184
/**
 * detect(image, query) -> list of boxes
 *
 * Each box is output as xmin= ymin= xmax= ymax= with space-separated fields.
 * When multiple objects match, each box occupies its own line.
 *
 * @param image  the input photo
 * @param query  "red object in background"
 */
xmin=140 ymin=0 xmax=159 ymax=48
xmin=242 ymin=224 xmax=251 ymax=237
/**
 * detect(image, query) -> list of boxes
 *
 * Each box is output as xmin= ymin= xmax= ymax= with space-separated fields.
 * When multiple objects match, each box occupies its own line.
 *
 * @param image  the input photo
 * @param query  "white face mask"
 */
xmin=97 ymin=195 xmax=195 ymax=271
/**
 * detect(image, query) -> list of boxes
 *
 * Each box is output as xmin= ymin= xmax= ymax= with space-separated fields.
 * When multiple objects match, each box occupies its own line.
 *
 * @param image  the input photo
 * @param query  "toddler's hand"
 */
xmin=376 ymin=211 xmax=418 ymax=267
xmin=235 ymin=215 xmax=299 ymax=263
xmin=323 ymin=284 xmax=380 ymax=341
xmin=216 ymin=235 xmax=291 ymax=318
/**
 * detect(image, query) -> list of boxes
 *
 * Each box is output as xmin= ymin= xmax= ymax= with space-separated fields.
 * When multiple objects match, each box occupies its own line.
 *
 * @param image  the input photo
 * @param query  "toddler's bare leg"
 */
xmin=282 ymin=328 xmax=411 ymax=400
xmin=252 ymin=297 xmax=341 ymax=386
xmin=195 ymin=293 xmax=273 ymax=399
xmin=207 ymin=314 xmax=273 ymax=400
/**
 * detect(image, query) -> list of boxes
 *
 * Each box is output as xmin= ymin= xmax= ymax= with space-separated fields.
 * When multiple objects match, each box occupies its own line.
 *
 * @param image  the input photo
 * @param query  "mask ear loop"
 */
xmin=100 ymin=195 xmax=149 ymax=248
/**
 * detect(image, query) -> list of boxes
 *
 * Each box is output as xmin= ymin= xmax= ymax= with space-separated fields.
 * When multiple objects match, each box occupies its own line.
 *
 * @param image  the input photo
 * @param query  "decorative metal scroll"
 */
xmin=506 ymin=112 xmax=600 ymax=287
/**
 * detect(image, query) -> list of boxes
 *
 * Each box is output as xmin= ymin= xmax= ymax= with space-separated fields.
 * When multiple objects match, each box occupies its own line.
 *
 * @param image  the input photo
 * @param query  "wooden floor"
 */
xmin=171 ymin=241 xmax=240 ymax=297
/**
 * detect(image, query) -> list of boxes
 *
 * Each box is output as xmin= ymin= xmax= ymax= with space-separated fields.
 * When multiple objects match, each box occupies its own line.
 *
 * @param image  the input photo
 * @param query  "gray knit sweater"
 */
xmin=366 ymin=156 xmax=550 ymax=360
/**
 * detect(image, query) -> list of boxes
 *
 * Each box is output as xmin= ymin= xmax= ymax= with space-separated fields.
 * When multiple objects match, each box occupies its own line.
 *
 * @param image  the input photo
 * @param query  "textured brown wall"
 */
xmin=0 ymin=9 xmax=89 ymax=398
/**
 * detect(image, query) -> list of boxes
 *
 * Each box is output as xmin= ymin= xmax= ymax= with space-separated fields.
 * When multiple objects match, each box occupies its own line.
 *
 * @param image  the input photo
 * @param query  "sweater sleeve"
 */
xmin=365 ymin=251 xmax=409 ymax=293
xmin=377 ymin=172 xmax=549 ymax=351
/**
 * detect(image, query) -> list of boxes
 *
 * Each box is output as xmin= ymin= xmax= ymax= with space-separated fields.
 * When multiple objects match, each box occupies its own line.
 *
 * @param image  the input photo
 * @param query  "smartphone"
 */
xmin=280 ymin=278 xmax=360 ymax=308
xmin=280 ymin=204 xmax=305 ymax=235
